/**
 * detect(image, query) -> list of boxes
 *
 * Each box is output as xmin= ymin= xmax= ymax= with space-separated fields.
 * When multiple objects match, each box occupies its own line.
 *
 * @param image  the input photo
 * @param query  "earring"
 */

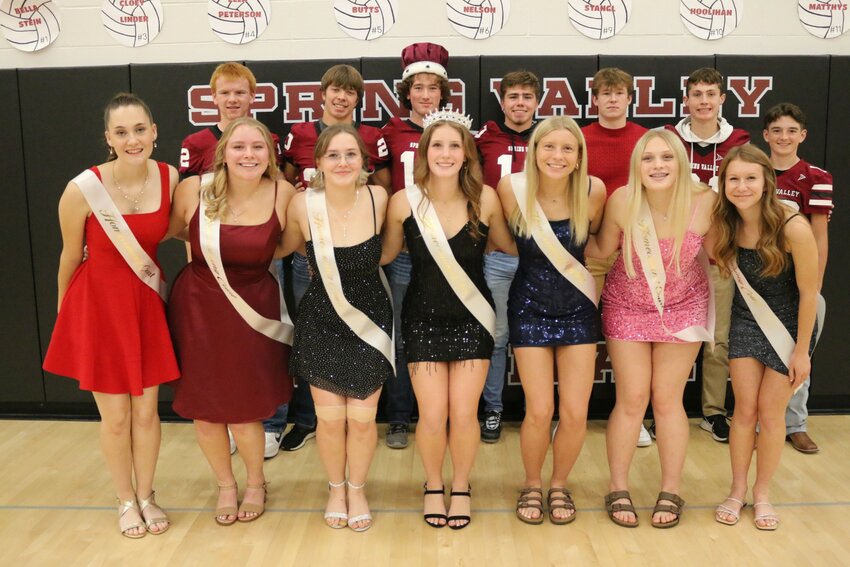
xmin=108 ymin=146 xmax=116 ymax=157
xmin=154 ymin=142 xmax=158 ymax=149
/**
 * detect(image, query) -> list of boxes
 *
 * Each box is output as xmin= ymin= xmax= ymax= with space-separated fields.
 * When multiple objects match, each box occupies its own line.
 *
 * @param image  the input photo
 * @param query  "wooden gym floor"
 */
xmin=0 ymin=416 xmax=848 ymax=566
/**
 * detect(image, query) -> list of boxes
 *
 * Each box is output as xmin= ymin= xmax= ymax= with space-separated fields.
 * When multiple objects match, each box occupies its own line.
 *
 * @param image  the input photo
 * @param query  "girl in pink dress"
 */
xmin=586 ymin=129 xmax=715 ymax=529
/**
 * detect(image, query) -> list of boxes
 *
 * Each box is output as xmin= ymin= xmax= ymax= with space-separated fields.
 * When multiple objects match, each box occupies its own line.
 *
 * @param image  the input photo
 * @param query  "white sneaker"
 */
xmin=637 ymin=424 xmax=652 ymax=447
xmin=264 ymin=431 xmax=282 ymax=459
xmin=228 ymin=427 xmax=237 ymax=455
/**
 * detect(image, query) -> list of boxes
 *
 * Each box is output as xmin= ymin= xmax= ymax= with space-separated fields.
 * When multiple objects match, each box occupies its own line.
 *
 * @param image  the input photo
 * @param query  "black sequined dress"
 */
xmin=728 ymin=247 xmax=817 ymax=375
xmin=290 ymin=196 xmax=393 ymax=399
xmin=402 ymin=216 xmax=494 ymax=362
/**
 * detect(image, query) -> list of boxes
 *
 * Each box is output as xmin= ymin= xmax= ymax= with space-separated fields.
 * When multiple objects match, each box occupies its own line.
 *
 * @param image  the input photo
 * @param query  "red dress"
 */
xmin=43 ymin=162 xmax=180 ymax=395
xmin=168 ymin=202 xmax=292 ymax=423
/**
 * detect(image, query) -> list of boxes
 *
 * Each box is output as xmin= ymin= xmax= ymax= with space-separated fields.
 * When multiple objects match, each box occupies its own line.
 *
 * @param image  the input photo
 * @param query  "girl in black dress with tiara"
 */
xmin=711 ymin=144 xmax=818 ymax=530
xmin=382 ymin=109 xmax=515 ymax=530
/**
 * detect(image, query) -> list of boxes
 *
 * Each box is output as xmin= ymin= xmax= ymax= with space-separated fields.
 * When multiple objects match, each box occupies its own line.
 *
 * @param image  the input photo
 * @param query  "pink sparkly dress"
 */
xmin=601 ymin=230 xmax=709 ymax=343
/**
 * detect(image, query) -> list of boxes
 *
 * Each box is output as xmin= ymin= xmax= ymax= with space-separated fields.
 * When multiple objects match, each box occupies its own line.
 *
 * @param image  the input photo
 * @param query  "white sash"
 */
xmin=632 ymin=199 xmax=715 ymax=343
xmin=197 ymin=174 xmax=294 ymax=345
xmin=305 ymin=187 xmax=395 ymax=372
xmin=405 ymin=184 xmax=496 ymax=338
xmin=510 ymin=173 xmax=597 ymax=305
xmin=730 ymin=260 xmax=825 ymax=374
xmin=73 ymin=169 xmax=167 ymax=302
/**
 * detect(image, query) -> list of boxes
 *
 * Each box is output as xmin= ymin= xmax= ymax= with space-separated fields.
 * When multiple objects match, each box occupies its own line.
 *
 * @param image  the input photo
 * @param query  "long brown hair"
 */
xmin=309 ymin=124 xmax=370 ymax=190
xmin=712 ymin=144 xmax=791 ymax=278
xmin=203 ymin=117 xmax=280 ymax=221
xmin=413 ymin=119 xmax=484 ymax=239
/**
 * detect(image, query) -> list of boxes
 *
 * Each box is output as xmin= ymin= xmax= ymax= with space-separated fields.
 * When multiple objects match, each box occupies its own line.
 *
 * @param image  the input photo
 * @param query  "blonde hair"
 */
xmin=203 ymin=117 xmax=280 ymax=221
xmin=621 ymin=129 xmax=706 ymax=278
xmin=413 ymin=119 xmax=485 ymax=239
xmin=509 ymin=116 xmax=590 ymax=245
xmin=712 ymin=144 xmax=791 ymax=278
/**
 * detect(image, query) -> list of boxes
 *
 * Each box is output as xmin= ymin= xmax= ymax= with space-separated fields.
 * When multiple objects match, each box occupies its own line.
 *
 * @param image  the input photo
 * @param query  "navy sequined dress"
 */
xmin=509 ymin=219 xmax=599 ymax=346
xmin=290 ymin=194 xmax=393 ymax=399
xmin=728 ymin=247 xmax=817 ymax=375
xmin=402 ymin=216 xmax=494 ymax=363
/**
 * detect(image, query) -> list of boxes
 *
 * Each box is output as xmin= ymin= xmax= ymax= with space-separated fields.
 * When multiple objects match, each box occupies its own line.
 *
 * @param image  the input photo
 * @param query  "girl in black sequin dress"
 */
xmin=382 ymin=114 xmax=515 ymax=529
xmin=497 ymin=116 xmax=606 ymax=525
xmin=283 ymin=125 xmax=393 ymax=532
xmin=711 ymin=144 xmax=819 ymax=531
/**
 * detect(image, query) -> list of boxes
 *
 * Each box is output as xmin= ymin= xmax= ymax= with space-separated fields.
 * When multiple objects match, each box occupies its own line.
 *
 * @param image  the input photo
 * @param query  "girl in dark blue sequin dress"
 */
xmin=711 ymin=144 xmax=819 ymax=531
xmin=497 ymin=116 xmax=606 ymax=525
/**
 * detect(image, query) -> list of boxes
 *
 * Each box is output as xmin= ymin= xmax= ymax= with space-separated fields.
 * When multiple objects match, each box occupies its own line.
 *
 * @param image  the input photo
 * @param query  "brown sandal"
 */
xmin=604 ymin=490 xmax=639 ymax=528
xmin=651 ymin=491 xmax=685 ymax=529
xmin=237 ymin=481 xmax=268 ymax=523
xmin=515 ymin=487 xmax=544 ymax=525
xmin=547 ymin=487 xmax=576 ymax=525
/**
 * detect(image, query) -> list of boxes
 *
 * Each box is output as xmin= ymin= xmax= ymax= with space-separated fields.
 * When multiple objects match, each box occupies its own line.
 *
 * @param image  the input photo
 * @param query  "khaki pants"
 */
xmin=701 ymin=265 xmax=734 ymax=417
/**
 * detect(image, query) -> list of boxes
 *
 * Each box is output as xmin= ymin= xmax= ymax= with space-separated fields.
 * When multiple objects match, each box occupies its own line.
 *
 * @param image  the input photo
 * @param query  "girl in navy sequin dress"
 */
xmin=711 ymin=145 xmax=818 ymax=531
xmin=496 ymin=116 xmax=606 ymax=525
xmin=586 ymin=129 xmax=716 ymax=528
xmin=382 ymin=113 xmax=515 ymax=529
xmin=284 ymin=125 xmax=393 ymax=532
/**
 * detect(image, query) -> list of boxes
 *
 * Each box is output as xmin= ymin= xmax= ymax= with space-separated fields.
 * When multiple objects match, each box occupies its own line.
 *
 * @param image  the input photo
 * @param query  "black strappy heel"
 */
xmin=423 ymin=483 xmax=447 ymax=528
xmin=448 ymin=486 xmax=472 ymax=530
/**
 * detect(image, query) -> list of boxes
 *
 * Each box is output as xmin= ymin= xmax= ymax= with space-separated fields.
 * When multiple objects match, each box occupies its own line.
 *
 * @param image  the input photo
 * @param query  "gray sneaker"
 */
xmin=386 ymin=423 xmax=409 ymax=449
xmin=480 ymin=411 xmax=502 ymax=443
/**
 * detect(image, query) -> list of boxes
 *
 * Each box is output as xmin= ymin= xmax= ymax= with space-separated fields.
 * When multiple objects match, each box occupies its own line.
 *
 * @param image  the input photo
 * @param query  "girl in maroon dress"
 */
xmin=168 ymin=117 xmax=295 ymax=525
xmin=44 ymin=93 xmax=179 ymax=538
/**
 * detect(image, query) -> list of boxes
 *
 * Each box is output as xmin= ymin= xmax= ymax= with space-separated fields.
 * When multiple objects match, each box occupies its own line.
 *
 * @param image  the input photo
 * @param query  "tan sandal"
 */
xmin=715 ymin=497 xmax=746 ymax=526
xmin=604 ymin=490 xmax=639 ymax=528
xmin=547 ymin=487 xmax=576 ymax=525
xmin=214 ymin=483 xmax=238 ymax=526
xmin=237 ymin=481 xmax=268 ymax=523
xmin=117 ymin=498 xmax=146 ymax=539
xmin=138 ymin=490 xmax=170 ymax=534
xmin=753 ymin=501 xmax=780 ymax=531
xmin=651 ymin=491 xmax=685 ymax=529
xmin=515 ymin=487 xmax=544 ymax=525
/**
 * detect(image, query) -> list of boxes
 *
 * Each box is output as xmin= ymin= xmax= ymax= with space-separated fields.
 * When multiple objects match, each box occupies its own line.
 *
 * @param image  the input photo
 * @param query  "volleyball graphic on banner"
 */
xmin=567 ymin=0 xmax=632 ymax=40
xmin=208 ymin=0 xmax=270 ymax=44
xmin=0 ymin=0 xmax=61 ymax=52
xmin=798 ymin=0 xmax=847 ymax=39
xmin=446 ymin=0 xmax=510 ymax=40
xmin=680 ymin=0 xmax=742 ymax=41
xmin=334 ymin=0 xmax=397 ymax=40
xmin=101 ymin=0 xmax=163 ymax=47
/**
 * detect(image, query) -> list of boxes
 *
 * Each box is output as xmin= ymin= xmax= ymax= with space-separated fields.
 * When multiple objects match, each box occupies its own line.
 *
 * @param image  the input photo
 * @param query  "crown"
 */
xmin=422 ymin=107 xmax=473 ymax=131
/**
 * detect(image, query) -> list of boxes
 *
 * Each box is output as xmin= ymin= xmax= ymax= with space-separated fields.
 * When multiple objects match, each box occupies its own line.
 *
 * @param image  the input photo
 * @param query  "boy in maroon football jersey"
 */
xmin=666 ymin=68 xmax=750 ymax=444
xmin=474 ymin=70 xmax=541 ymax=443
xmin=380 ymin=43 xmax=451 ymax=449
xmin=179 ymin=62 xmax=281 ymax=179
xmin=581 ymin=67 xmax=650 ymax=447
xmin=279 ymin=64 xmax=390 ymax=453
xmin=764 ymin=103 xmax=833 ymax=454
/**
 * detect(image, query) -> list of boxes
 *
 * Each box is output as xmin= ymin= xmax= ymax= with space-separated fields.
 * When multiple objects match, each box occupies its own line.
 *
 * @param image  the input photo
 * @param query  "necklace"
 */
xmin=227 ymin=187 xmax=261 ymax=224
xmin=649 ymin=205 xmax=669 ymax=222
xmin=112 ymin=161 xmax=149 ymax=213
xmin=330 ymin=188 xmax=360 ymax=242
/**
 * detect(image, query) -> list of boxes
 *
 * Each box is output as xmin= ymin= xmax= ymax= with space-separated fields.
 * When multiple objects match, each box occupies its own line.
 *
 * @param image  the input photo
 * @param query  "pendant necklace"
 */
xmin=112 ymin=161 xmax=149 ymax=213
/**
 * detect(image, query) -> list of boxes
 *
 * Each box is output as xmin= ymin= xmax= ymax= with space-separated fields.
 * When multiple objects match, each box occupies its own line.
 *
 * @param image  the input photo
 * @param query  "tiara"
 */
xmin=422 ymin=108 xmax=473 ymax=131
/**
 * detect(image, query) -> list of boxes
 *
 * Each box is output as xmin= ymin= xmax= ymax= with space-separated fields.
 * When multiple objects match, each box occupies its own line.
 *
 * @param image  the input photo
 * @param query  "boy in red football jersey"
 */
xmin=763 ymin=102 xmax=833 ymax=454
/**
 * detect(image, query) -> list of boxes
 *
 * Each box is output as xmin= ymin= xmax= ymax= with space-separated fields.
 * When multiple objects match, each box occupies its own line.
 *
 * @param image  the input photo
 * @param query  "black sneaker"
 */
xmin=386 ymin=423 xmax=409 ymax=449
xmin=480 ymin=410 xmax=502 ymax=443
xmin=281 ymin=424 xmax=317 ymax=451
xmin=700 ymin=415 xmax=730 ymax=443
xmin=648 ymin=421 xmax=657 ymax=440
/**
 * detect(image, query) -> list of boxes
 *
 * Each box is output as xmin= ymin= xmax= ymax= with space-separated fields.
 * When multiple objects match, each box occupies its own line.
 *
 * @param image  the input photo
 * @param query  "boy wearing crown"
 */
xmin=278 ymin=64 xmax=390 ymax=454
xmin=474 ymin=70 xmax=541 ymax=443
xmin=380 ymin=43 xmax=451 ymax=449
